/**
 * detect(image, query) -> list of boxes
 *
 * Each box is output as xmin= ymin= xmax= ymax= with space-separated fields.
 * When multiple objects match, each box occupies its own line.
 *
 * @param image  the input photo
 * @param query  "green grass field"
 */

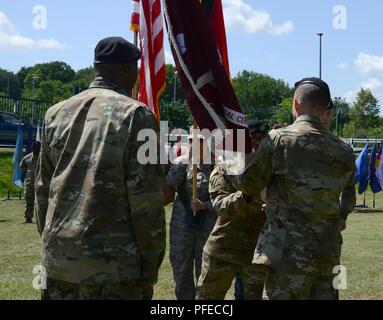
xmin=0 ymin=149 xmax=21 ymax=198
xmin=1 ymin=149 xmax=382 ymax=300
xmin=1 ymin=195 xmax=382 ymax=300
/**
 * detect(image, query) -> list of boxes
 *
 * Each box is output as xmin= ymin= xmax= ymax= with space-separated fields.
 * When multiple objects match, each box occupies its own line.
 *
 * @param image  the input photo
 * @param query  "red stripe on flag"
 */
xmin=137 ymin=0 xmax=166 ymax=120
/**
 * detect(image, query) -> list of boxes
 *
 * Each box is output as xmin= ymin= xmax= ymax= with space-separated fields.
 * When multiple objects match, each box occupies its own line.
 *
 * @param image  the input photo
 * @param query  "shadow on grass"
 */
xmin=0 ymin=151 xmax=14 ymax=159
xmin=1 ymin=198 xmax=23 ymax=202
xmin=354 ymin=208 xmax=383 ymax=214
xmin=0 ymin=150 xmax=22 ymax=196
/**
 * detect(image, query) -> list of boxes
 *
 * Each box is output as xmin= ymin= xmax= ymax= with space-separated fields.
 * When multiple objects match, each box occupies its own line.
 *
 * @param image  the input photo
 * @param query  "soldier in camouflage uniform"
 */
xmin=165 ymin=134 xmax=217 ymax=300
xmin=35 ymin=37 xmax=166 ymax=300
xmin=196 ymin=121 xmax=269 ymax=300
xmin=320 ymin=102 xmax=355 ymax=234
xmin=20 ymin=142 xmax=40 ymax=224
xmin=319 ymin=103 xmax=355 ymax=301
xmin=238 ymin=78 xmax=356 ymax=300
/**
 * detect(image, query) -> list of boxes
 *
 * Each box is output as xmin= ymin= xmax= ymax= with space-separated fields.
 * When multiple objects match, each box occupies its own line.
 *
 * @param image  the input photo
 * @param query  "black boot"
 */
xmin=25 ymin=218 xmax=33 ymax=224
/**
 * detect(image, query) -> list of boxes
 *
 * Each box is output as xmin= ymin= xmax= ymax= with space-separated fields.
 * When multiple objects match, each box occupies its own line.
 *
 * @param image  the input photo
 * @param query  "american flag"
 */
xmin=130 ymin=0 xmax=166 ymax=121
xmin=130 ymin=0 xmax=140 ymax=32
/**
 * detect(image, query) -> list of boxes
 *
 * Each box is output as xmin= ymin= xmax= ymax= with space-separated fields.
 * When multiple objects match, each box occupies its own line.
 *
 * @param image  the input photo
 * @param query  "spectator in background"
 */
xmin=20 ymin=141 xmax=40 ymax=224
xmin=165 ymin=134 xmax=217 ymax=300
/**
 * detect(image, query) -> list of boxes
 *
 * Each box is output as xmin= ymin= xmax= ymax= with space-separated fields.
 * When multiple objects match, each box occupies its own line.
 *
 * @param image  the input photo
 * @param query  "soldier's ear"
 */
xmin=123 ymin=61 xmax=138 ymax=74
xmin=293 ymin=98 xmax=299 ymax=114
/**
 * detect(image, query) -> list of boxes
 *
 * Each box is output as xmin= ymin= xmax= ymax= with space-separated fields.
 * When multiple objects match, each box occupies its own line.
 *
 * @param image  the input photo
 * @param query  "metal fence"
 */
xmin=344 ymin=138 xmax=383 ymax=154
xmin=0 ymin=96 xmax=52 ymax=125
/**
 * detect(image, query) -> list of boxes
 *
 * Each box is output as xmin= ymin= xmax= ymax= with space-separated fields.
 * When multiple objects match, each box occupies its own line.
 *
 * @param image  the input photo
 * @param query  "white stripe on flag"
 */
xmin=152 ymin=15 xmax=163 ymax=39
xmin=154 ymin=51 xmax=165 ymax=75
xmin=196 ymin=71 xmax=214 ymax=90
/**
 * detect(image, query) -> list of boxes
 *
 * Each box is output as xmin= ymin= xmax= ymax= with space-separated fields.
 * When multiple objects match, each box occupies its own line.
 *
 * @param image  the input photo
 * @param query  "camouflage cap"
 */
xmin=94 ymin=37 xmax=141 ymax=65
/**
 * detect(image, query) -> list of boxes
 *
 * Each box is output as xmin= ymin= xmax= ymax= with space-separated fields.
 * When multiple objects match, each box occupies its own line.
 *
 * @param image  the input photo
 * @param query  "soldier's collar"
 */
xmin=89 ymin=77 xmax=131 ymax=96
xmin=294 ymin=115 xmax=322 ymax=126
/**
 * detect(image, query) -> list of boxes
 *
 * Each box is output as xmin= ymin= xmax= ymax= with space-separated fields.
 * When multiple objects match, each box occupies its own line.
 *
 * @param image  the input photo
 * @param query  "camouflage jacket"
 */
xmin=204 ymin=162 xmax=266 ymax=265
xmin=20 ymin=153 xmax=38 ymax=187
xmin=35 ymin=77 xmax=166 ymax=284
xmin=239 ymin=115 xmax=356 ymax=274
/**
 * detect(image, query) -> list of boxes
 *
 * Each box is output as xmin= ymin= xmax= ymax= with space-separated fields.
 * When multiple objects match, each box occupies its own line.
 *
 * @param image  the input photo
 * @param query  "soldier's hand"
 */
xmin=191 ymin=199 xmax=208 ymax=212
xmin=339 ymin=218 xmax=347 ymax=232
xmin=261 ymin=204 xmax=267 ymax=214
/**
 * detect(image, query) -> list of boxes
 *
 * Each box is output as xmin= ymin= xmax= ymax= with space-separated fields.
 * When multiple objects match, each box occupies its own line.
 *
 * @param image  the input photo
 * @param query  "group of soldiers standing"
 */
xmin=21 ymin=36 xmax=356 ymax=300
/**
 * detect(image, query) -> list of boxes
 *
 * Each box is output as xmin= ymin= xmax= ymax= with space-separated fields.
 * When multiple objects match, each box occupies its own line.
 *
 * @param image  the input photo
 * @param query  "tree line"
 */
xmin=0 ymin=62 xmax=381 ymax=137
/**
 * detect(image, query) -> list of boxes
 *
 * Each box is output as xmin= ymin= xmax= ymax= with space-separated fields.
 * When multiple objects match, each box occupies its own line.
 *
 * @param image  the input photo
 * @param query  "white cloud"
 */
xmin=361 ymin=78 xmax=383 ymax=91
xmin=355 ymin=52 xmax=383 ymax=76
xmin=344 ymin=78 xmax=383 ymax=104
xmin=336 ymin=62 xmax=348 ymax=70
xmin=0 ymin=11 xmax=65 ymax=50
xmin=222 ymin=0 xmax=294 ymax=35
xmin=165 ymin=50 xmax=174 ymax=65
xmin=269 ymin=20 xmax=294 ymax=35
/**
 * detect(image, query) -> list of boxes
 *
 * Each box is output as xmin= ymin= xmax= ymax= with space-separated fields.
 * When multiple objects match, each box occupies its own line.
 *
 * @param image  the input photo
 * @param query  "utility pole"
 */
xmin=334 ymin=97 xmax=343 ymax=136
xmin=317 ymin=33 xmax=323 ymax=79
xmin=173 ymin=71 xmax=178 ymax=101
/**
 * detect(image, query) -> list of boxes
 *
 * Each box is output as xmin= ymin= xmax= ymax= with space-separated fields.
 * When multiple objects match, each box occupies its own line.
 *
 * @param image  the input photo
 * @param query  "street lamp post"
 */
xmin=317 ymin=33 xmax=323 ymax=79
xmin=173 ymin=71 xmax=178 ymax=101
xmin=334 ymin=97 xmax=343 ymax=135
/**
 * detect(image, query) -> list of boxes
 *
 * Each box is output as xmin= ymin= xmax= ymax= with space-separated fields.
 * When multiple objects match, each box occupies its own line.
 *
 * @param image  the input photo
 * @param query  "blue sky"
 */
xmin=1 ymin=0 xmax=382 ymax=106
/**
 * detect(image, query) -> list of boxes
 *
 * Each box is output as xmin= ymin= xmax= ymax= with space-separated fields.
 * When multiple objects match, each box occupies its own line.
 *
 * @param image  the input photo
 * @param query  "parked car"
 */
xmin=0 ymin=111 xmax=38 ymax=147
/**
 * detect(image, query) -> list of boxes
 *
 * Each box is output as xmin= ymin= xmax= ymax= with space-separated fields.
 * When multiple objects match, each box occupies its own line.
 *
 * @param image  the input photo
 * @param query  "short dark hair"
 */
xmin=295 ymin=84 xmax=330 ymax=110
xmin=294 ymin=77 xmax=332 ymax=110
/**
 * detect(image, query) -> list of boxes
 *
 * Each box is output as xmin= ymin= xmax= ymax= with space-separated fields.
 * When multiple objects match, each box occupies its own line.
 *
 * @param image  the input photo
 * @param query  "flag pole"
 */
xmin=192 ymin=120 xmax=198 ymax=217
xmin=363 ymin=192 xmax=366 ymax=208
xmin=373 ymin=192 xmax=376 ymax=209
xmin=132 ymin=31 xmax=139 ymax=99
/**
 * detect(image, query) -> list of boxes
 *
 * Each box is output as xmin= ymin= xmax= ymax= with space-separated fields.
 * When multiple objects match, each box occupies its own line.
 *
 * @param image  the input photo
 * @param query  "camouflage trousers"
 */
xmin=196 ymin=253 xmax=266 ymax=300
xmin=264 ymin=266 xmax=339 ymax=300
xmin=41 ymin=278 xmax=154 ymax=300
xmin=169 ymin=226 xmax=213 ymax=300
xmin=24 ymin=185 xmax=35 ymax=220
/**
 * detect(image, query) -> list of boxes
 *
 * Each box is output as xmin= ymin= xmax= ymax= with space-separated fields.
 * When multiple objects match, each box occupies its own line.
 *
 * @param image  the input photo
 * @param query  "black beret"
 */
xmin=247 ymin=120 xmax=270 ymax=135
xmin=94 ymin=37 xmax=141 ymax=65
xmin=294 ymin=77 xmax=333 ymax=110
